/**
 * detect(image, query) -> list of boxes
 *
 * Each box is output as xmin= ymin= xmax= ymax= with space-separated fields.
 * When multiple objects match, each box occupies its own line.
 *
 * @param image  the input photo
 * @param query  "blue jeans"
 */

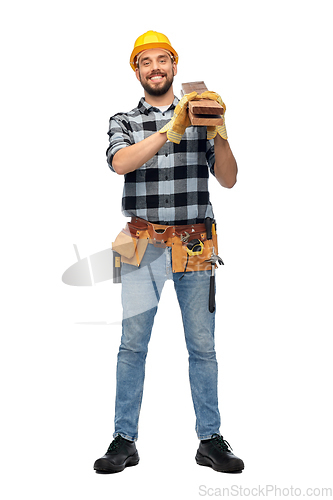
xmin=114 ymin=243 xmax=221 ymax=441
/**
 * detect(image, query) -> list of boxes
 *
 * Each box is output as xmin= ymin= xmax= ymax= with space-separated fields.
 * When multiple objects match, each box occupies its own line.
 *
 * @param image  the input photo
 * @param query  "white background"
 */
xmin=1 ymin=0 xmax=332 ymax=498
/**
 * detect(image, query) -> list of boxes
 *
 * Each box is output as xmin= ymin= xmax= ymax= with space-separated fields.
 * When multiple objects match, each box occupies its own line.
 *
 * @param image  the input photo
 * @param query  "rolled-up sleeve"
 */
xmin=106 ymin=115 xmax=133 ymax=172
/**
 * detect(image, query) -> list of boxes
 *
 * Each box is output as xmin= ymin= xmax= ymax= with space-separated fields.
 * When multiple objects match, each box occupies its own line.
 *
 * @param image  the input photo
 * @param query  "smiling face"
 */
xmin=135 ymin=48 xmax=177 ymax=97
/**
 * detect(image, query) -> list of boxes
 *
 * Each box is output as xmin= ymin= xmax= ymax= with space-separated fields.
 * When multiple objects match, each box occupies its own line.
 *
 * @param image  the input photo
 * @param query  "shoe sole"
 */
xmin=94 ymin=454 xmax=139 ymax=474
xmin=195 ymin=452 xmax=244 ymax=473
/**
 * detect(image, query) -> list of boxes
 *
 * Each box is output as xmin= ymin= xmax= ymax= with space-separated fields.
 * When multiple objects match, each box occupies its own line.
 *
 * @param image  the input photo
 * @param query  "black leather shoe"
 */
xmin=94 ymin=435 xmax=139 ymax=473
xmin=195 ymin=434 xmax=244 ymax=473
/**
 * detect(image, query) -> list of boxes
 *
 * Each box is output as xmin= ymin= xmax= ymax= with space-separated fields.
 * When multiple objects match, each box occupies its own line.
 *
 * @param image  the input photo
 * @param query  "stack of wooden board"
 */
xmin=181 ymin=81 xmax=224 ymax=126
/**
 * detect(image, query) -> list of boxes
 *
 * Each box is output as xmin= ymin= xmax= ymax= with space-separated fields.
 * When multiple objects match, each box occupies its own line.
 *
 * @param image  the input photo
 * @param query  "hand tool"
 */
xmin=205 ymin=217 xmax=224 ymax=313
xmin=113 ymin=251 xmax=122 ymax=283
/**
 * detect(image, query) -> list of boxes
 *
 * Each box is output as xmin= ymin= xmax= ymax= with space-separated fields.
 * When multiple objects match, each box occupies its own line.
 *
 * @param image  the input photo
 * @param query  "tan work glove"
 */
xmin=197 ymin=91 xmax=228 ymax=141
xmin=159 ymin=91 xmax=198 ymax=144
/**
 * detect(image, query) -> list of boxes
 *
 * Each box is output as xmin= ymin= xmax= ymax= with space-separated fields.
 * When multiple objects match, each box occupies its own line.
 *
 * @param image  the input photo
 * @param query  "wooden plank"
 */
xmin=189 ymin=99 xmax=224 ymax=116
xmin=181 ymin=81 xmax=208 ymax=95
xmin=181 ymin=81 xmax=224 ymax=126
xmin=188 ymin=109 xmax=224 ymax=126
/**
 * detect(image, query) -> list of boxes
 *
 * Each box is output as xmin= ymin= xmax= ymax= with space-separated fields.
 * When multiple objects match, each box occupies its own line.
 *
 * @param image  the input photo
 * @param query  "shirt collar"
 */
xmin=138 ymin=96 xmax=179 ymax=115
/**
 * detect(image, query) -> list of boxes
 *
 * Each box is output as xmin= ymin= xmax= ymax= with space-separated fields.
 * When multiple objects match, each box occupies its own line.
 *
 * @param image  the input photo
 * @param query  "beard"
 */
xmin=138 ymin=70 xmax=174 ymax=96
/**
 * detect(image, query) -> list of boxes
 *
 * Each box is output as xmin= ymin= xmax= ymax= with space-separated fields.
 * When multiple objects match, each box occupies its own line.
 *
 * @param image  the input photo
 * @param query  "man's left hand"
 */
xmin=197 ymin=91 xmax=228 ymax=141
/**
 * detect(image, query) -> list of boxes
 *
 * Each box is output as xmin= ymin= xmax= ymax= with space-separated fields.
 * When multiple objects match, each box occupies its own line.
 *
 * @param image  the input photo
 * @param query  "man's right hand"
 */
xmin=159 ymin=91 xmax=198 ymax=144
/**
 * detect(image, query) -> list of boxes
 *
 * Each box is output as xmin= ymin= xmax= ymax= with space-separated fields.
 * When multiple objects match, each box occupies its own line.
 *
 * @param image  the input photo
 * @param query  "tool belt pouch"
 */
xmin=171 ymin=232 xmax=219 ymax=273
xmin=112 ymin=226 xmax=149 ymax=267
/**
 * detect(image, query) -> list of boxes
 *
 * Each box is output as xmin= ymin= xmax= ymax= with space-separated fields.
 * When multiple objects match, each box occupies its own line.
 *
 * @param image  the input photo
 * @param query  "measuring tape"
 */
xmin=185 ymin=238 xmax=204 ymax=256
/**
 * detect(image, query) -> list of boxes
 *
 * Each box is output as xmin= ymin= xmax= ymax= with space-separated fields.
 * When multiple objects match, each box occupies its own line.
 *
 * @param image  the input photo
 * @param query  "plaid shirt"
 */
xmin=106 ymin=96 xmax=216 ymax=225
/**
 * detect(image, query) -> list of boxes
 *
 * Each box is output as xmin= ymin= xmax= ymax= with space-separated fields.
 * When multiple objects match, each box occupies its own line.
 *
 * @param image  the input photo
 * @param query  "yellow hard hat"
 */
xmin=130 ymin=30 xmax=179 ymax=71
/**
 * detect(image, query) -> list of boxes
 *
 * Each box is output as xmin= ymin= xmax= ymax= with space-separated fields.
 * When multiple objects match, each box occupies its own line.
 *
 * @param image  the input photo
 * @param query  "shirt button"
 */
xmin=166 ymin=198 xmax=169 ymax=204
xmin=165 ymin=175 xmax=168 ymax=180
xmin=165 ymin=153 xmax=168 ymax=157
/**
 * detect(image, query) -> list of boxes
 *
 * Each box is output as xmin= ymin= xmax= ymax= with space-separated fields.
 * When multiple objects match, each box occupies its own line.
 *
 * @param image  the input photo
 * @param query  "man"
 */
xmin=94 ymin=31 xmax=244 ymax=474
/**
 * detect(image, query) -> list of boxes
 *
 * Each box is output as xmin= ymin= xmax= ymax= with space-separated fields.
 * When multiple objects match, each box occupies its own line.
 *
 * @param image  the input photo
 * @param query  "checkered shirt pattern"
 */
xmin=106 ymin=96 xmax=216 ymax=225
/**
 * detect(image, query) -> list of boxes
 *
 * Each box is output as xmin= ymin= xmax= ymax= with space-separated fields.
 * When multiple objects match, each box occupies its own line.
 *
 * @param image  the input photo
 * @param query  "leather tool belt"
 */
xmin=112 ymin=217 xmax=218 ymax=273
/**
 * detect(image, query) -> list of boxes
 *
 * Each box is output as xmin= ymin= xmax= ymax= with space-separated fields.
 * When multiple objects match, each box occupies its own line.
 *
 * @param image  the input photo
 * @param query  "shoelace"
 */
xmin=211 ymin=433 xmax=233 ymax=452
xmin=107 ymin=435 xmax=122 ymax=452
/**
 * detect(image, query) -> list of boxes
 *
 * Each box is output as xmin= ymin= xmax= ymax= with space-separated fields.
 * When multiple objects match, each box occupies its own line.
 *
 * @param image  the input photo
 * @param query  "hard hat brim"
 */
xmin=130 ymin=42 xmax=178 ymax=71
